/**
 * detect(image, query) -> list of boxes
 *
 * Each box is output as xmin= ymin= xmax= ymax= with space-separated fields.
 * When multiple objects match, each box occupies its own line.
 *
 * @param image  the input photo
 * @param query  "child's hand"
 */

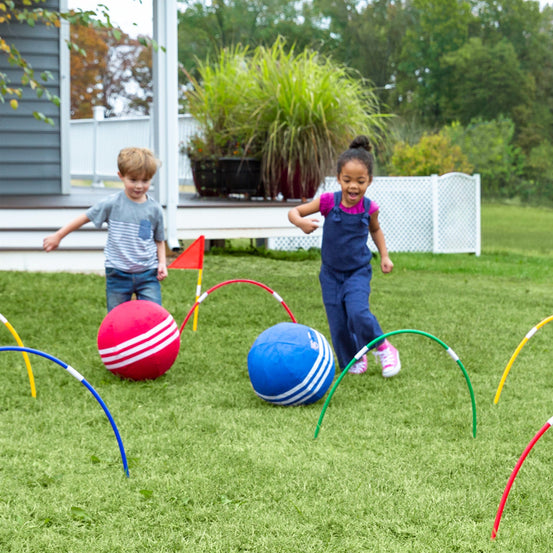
xmin=157 ymin=263 xmax=168 ymax=281
xmin=298 ymin=217 xmax=320 ymax=235
xmin=381 ymin=256 xmax=394 ymax=273
xmin=43 ymin=233 xmax=61 ymax=252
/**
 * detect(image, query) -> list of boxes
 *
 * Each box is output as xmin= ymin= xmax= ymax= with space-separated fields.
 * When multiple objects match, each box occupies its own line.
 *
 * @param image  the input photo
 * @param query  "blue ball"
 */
xmin=247 ymin=322 xmax=335 ymax=405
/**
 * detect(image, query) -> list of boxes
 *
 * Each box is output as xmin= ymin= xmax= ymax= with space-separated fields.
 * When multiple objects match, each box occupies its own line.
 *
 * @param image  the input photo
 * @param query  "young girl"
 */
xmin=288 ymin=135 xmax=400 ymax=376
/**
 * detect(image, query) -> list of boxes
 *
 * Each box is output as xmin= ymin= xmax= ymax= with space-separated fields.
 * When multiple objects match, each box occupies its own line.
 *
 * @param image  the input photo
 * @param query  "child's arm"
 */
xmin=369 ymin=211 xmax=394 ymax=273
xmin=156 ymin=240 xmax=168 ymax=281
xmin=288 ymin=198 xmax=321 ymax=234
xmin=43 ymin=214 xmax=90 ymax=252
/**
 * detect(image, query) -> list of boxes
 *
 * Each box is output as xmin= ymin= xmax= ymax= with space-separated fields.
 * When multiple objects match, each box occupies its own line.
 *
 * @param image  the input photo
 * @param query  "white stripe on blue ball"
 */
xmin=248 ymin=323 xmax=335 ymax=406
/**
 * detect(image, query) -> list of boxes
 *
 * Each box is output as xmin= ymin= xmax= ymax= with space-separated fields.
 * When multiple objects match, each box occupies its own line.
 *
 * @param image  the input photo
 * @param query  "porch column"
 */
xmin=152 ymin=0 xmax=179 ymax=250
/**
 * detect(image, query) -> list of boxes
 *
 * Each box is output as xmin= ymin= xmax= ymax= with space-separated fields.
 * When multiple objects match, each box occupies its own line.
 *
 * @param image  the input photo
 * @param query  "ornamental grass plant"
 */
xmin=2 ymin=203 xmax=553 ymax=551
xmin=184 ymin=38 xmax=387 ymax=199
xmin=185 ymin=45 xmax=263 ymax=161
xmin=252 ymin=38 xmax=387 ymax=199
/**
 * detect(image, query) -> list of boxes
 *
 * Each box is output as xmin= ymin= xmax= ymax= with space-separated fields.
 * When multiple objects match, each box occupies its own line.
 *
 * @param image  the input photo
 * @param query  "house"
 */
xmin=0 ymin=0 xmax=70 ymax=196
xmin=0 ymin=2 xmax=480 ymax=272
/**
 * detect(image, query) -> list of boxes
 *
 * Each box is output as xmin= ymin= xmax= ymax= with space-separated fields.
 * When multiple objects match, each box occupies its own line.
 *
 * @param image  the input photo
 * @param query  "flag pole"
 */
xmin=192 ymin=268 xmax=203 ymax=331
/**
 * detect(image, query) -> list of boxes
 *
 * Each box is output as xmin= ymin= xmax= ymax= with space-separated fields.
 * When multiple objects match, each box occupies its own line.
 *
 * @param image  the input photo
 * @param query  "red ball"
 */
xmin=97 ymin=300 xmax=180 ymax=380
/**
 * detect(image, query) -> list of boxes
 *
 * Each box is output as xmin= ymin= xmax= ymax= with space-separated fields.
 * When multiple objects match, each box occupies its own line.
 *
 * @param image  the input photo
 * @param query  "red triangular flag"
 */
xmin=169 ymin=235 xmax=205 ymax=270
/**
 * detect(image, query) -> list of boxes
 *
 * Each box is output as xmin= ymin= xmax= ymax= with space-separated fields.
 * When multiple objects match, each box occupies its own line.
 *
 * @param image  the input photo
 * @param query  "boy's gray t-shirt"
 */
xmin=86 ymin=191 xmax=165 ymax=272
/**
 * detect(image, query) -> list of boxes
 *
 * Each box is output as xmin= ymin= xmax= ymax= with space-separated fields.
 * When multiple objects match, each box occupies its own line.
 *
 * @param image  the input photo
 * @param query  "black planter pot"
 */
xmin=192 ymin=158 xmax=263 ymax=198
xmin=191 ymin=159 xmax=222 ymax=197
xmin=219 ymin=157 xmax=263 ymax=197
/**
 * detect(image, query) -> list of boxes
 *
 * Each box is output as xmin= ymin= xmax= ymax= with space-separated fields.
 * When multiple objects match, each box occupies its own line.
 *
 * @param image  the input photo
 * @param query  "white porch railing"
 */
xmin=70 ymin=112 xmax=199 ymax=184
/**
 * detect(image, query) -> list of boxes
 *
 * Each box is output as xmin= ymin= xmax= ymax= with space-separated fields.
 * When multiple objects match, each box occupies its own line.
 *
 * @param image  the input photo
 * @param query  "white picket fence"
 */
xmin=69 ymin=115 xmax=481 ymax=255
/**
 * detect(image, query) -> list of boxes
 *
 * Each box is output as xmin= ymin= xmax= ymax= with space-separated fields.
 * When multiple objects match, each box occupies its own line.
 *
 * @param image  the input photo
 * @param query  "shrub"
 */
xmin=520 ymin=141 xmax=553 ymax=203
xmin=388 ymin=132 xmax=472 ymax=176
xmin=443 ymin=118 xmax=524 ymax=198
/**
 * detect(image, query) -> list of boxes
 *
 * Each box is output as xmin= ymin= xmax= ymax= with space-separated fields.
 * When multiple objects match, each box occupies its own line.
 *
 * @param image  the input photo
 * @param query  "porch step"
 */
xmin=1 ymin=228 xmax=108 ymax=250
xmin=1 ymin=250 xmax=106 ymax=273
xmin=0 ymin=190 xmax=312 ymax=272
xmin=1 ymin=205 xmax=107 ymax=272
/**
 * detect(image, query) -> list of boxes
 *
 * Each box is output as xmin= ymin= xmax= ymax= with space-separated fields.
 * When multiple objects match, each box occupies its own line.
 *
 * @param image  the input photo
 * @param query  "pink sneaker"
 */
xmin=372 ymin=340 xmax=401 ymax=377
xmin=348 ymin=355 xmax=367 ymax=374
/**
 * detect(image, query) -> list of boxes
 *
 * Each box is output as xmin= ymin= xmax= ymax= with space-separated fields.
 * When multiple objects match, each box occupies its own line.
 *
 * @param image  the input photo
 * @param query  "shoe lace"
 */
xmin=378 ymin=347 xmax=395 ymax=368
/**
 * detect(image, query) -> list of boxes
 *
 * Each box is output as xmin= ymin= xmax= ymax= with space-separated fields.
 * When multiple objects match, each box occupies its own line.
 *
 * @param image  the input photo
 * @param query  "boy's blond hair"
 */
xmin=117 ymin=147 xmax=161 ymax=179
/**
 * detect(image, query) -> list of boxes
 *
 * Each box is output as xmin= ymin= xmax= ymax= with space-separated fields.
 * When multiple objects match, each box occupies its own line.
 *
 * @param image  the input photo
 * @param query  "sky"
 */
xmin=67 ymin=0 xmax=154 ymax=37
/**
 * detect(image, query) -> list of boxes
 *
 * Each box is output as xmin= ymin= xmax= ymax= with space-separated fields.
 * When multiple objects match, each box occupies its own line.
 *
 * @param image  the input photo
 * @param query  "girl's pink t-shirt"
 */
xmin=319 ymin=192 xmax=379 ymax=217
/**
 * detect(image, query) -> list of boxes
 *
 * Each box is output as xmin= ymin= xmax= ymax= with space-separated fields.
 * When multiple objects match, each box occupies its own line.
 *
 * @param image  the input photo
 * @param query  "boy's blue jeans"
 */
xmin=105 ymin=267 xmax=162 ymax=312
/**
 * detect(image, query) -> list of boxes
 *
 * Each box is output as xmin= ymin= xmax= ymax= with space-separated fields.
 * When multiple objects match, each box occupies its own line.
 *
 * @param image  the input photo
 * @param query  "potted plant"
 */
xmin=184 ymin=46 xmax=264 ymax=198
xmin=183 ymin=134 xmax=221 ymax=197
xmin=218 ymin=138 xmax=263 ymax=197
xmin=184 ymin=39 xmax=387 ymax=200
xmin=253 ymin=39 xmax=387 ymax=200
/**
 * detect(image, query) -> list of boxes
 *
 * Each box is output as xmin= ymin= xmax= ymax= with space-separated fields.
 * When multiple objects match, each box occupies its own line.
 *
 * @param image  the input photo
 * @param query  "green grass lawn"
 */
xmin=1 ymin=202 xmax=553 ymax=552
xmin=482 ymin=202 xmax=553 ymax=257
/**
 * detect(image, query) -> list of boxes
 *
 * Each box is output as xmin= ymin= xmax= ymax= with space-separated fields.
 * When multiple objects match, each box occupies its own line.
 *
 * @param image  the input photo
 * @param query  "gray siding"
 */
xmin=0 ymin=0 xmax=64 ymax=195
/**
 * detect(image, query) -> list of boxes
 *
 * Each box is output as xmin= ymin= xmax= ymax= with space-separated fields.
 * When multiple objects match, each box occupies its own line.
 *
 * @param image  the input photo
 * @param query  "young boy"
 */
xmin=43 ymin=147 xmax=168 ymax=312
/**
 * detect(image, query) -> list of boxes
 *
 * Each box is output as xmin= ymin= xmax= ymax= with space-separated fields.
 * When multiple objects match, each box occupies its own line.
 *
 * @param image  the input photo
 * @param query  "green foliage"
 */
xmin=394 ymin=0 xmax=473 ymax=123
xmin=252 ymin=38 xmax=387 ymax=196
xmin=440 ymin=38 xmax=533 ymax=126
xmin=526 ymin=141 xmax=553 ymax=184
xmin=184 ymin=45 xmax=263 ymax=161
xmin=388 ymin=132 xmax=473 ymax=176
xmin=0 ymin=0 xmax=152 ymax=124
xmin=176 ymin=1 xmax=553 ymax=198
xmin=378 ymin=116 xmax=434 ymax=175
xmin=177 ymin=0 xmax=330 ymax=82
xmin=517 ymin=141 xmax=553 ymax=203
xmin=443 ymin=118 xmax=525 ymax=198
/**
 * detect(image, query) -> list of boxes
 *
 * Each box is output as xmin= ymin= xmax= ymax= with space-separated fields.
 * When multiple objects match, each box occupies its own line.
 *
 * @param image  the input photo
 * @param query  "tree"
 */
xmin=394 ymin=0 xmax=473 ymax=123
xmin=70 ymin=22 xmax=153 ymax=118
xmin=177 ymin=0 xmax=330 ymax=81
xmin=126 ymin=41 xmax=153 ymax=114
xmin=314 ymin=0 xmax=410 ymax=104
xmin=70 ymin=22 xmax=109 ymax=119
xmin=470 ymin=0 xmax=553 ymax=151
xmin=439 ymin=37 xmax=533 ymax=125
xmin=1 ymin=0 xmax=154 ymax=123
xmin=444 ymin=118 xmax=525 ymax=197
